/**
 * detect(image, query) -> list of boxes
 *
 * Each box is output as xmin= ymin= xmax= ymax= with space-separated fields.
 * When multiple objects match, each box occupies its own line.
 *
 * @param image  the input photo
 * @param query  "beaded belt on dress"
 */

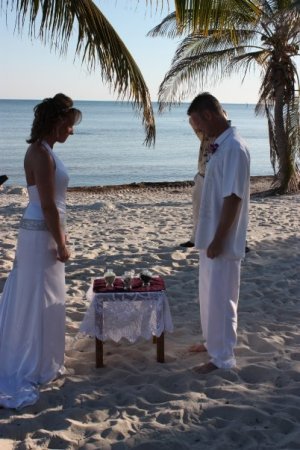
xmin=20 ymin=218 xmax=66 ymax=231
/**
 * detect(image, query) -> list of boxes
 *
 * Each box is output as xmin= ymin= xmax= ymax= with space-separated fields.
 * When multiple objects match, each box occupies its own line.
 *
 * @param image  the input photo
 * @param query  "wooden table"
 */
xmin=79 ymin=276 xmax=174 ymax=367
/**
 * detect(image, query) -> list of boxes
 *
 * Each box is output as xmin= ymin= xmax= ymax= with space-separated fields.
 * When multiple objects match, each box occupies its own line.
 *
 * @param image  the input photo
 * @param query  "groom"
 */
xmin=188 ymin=92 xmax=250 ymax=374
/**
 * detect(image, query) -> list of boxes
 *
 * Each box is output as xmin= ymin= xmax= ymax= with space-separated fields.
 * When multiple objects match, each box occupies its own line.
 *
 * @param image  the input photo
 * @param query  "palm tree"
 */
xmin=150 ymin=0 xmax=300 ymax=193
xmin=0 ymin=0 xmax=156 ymax=145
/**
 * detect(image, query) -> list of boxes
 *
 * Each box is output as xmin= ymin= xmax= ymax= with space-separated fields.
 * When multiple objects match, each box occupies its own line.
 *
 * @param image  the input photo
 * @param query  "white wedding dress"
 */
xmin=0 ymin=141 xmax=69 ymax=409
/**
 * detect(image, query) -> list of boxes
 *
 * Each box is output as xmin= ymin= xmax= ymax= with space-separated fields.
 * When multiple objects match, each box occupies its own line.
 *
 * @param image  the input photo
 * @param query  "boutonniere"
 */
xmin=210 ymin=143 xmax=219 ymax=154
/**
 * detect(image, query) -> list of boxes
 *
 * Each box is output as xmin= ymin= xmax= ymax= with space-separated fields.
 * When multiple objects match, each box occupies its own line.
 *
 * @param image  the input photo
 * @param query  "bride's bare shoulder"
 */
xmin=26 ymin=142 xmax=50 ymax=158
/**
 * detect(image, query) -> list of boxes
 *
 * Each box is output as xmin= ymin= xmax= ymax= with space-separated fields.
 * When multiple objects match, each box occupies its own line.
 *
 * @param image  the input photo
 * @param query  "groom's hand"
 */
xmin=207 ymin=237 xmax=223 ymax=259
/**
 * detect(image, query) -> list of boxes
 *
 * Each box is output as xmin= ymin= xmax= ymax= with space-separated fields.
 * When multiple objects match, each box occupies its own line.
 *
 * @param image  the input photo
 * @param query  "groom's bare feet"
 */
xmin=193 ymin=362 xmax=218 ymax=374
xmin=188 ymin=343 xmax=207 ymax=353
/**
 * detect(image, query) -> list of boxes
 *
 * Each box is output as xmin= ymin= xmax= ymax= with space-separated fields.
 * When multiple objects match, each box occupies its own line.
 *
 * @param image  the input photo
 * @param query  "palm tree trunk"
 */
xmin=274 ymin=86 xmax=300 ymax=193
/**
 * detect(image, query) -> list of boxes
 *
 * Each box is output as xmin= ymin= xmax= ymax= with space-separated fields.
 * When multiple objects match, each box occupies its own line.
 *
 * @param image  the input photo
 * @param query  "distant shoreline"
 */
xmin=67 ymin=175 xmax=275 ymax=197
xmin=1 ymin=175 xmax=275 ymax=197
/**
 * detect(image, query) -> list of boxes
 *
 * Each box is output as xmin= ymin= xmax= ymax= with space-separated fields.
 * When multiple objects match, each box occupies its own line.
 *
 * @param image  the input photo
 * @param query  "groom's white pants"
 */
xmin=191 ymin=173 xmax=204 ymax=243
xmin=199 ymin=250 xmax=241 ymax=369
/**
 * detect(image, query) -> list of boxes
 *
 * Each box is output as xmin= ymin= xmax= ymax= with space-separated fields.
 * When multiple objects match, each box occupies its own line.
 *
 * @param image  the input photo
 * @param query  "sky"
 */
xmin=0 ymin=1 xmax=299 ymax=104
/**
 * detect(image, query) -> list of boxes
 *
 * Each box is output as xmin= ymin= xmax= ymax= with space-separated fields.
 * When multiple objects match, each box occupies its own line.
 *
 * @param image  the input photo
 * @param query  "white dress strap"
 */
xmin=41 ymin=140 xmax=56 ymax=169
xmin=41 ymin=140 xmax=53 ymax=153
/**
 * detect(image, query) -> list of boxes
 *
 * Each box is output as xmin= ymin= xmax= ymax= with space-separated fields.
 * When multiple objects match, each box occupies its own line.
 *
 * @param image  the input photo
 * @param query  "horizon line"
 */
xmin=0 ymin=98 xmax=256 ymax=105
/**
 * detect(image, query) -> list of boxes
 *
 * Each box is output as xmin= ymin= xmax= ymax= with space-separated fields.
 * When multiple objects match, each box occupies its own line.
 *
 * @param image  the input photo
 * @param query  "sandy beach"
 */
xmin=1 ymin=176 xmax=300 ymax=450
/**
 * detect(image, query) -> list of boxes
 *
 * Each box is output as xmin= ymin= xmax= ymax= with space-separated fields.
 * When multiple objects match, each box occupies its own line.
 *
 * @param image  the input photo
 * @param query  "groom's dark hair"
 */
xmin=187 ymin=92 xmax=224 ymax=116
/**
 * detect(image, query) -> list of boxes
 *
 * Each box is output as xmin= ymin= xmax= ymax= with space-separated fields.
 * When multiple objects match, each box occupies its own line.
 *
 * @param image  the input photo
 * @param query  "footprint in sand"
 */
xmin=171 ymin=250 xmax=188 ymax=261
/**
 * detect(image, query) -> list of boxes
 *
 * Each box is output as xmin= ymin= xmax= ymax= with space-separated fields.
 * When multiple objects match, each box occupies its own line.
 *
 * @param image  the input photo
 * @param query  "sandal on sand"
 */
xmin=193 ymin=362 xmax=218 ymax=374
xmin=0 ymin=175 xmax=8 ymax=186
xmin=180 ymin=240 xmax=194 ymax=248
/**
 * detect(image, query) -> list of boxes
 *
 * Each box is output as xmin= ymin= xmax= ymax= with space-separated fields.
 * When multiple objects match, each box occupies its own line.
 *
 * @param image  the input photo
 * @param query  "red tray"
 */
xmin=93 ymin=276 xmax=165 ymax=293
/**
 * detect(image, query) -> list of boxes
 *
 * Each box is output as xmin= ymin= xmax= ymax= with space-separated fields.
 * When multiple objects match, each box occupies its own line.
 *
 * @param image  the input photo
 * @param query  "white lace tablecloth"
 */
xmin=79 ymin=283 xmax=174 ymax=343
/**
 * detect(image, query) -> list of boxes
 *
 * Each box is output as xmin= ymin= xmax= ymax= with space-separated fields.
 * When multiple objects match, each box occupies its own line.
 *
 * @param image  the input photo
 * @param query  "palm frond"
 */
xmin=148 ymin=1 xmax=261 ymax=43
xmin=157 ymin=24 xmax=265 ymax=108
xmin=228 ymin=49 xmax=268 ymax=84
xmin=232 ymin=48 xmax=269 ymax=65
xmin=173 ymin=0 xmax=261 ymax=35
xmin=2 ymin=0 xmax=155 ymax=145
xmin=147 ymin=11 xmax=185 ymax=37
xmin=292 ymin=0 xmax=300 ymax=9
xmin=260 ymin=0 xmax=300 ymax=15
xmin=257 ymin=0 xmax=276 ymax=16
xmin=172 ymin=28 xmax=257 ymax=62
xmin=158 ymin=45 xmax=248 ymax=108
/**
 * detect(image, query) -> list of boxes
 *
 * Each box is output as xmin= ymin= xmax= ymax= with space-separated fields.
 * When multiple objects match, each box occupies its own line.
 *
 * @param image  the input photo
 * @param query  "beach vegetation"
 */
xmin=0 ymin=0 xmax=157 ymax=145
xmin=150 ymin=0 xmax=300 ymax=194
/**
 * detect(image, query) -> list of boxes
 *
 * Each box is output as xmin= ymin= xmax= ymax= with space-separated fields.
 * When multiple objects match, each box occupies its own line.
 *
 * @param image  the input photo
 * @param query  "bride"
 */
xmin=0 ymin=94 xmax=82 ymax=409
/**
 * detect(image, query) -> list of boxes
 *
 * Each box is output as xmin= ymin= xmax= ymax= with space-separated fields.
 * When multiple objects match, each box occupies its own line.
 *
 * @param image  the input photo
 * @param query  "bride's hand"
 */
xmin=57 ymin=244 xmax=70 ymax=262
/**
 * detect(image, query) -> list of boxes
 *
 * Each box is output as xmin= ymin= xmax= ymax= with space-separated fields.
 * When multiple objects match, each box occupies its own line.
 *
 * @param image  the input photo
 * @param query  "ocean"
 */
xmin=0 ymin=99 xmax=273 ymax=187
